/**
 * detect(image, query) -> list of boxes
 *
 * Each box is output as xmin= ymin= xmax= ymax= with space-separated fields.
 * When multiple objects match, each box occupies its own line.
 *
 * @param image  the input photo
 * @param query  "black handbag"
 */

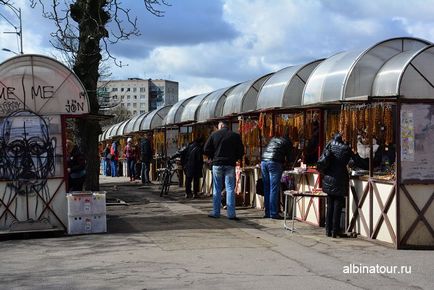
xmin=317 ymin=143 xmax=332 ymax=173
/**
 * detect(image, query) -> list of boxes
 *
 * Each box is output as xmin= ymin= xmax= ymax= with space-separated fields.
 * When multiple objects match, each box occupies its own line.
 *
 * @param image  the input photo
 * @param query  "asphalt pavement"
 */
xmin=0 ymin=175 xmax=432 ymax=290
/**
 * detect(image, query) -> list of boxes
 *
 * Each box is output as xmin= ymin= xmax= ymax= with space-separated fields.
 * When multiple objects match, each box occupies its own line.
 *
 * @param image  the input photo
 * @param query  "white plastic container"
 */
xmin=66 ymin=191 xmax=107 ymax=235
xmin=67 ymin=214 xmax=107 ymax=235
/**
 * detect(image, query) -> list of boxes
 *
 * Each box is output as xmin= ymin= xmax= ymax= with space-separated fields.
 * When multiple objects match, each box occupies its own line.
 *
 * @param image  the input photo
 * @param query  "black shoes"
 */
xmin=271 ymin=215 xmax=284 ymax=220
xmin=208 ymin=214 xmax=219 ymax=218
xmin=228 ymin=217 xmax=240 ymax=221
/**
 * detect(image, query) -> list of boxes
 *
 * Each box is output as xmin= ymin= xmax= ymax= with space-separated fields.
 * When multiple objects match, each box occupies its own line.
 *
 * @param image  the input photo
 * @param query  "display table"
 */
xmin=282 ymin=169 xmax=326 ymax=227
xmin=283 ymin=190 xmax=328 ymax=232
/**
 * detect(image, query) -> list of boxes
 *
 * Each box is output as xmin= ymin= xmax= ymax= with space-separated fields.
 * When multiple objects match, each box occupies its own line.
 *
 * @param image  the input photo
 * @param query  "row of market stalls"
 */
xmin=100 ymin=37 xmax=434 ymax=249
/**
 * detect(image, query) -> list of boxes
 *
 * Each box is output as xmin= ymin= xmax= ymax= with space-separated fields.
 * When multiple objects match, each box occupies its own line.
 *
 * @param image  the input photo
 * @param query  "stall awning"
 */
xmin=373 ymin=45 xmax=434 ymax=98
xmin=303 ymin=37 xmax=430 ymax=105
xmin=180 ymin=93 xmax=211 ymax=123
xmin=256 ymin=60 xmax=323 ymax=110
xmin=223 ymin=73 xmax=274 ymax=116
xmin=0 ymin=54 xmax=90 ymax=117
xmin=140 ymin=105 xmax=172 ymax=131
xmin=163 ymin=96 xmax=196 ymax=126
xmin=197 ymin=86 xmax=237 ymax=122
xmin=124 ymin=112 xmax=148 ymax=135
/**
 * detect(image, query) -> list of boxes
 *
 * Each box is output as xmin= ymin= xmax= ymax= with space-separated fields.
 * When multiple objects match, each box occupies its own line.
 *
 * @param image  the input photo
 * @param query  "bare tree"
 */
xmin=25 ymin=0 xmax=170 ymax=190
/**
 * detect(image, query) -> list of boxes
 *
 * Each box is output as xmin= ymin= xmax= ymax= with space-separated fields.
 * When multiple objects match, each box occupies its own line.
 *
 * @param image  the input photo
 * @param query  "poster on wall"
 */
xmin=401 ymin=103 xmax=434 ymax=181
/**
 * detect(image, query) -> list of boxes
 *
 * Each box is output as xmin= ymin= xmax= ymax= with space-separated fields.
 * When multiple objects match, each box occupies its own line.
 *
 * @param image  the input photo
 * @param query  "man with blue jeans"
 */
xmin=261 ymin=134 xmax=292 ymax=219
xmin=204 ymin=121 xmax=244 ymax=220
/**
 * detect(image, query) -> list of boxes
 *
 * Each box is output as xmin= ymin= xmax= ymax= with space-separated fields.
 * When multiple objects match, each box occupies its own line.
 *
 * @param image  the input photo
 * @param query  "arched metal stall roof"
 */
xmin=372 ymin=45 xmax=434 ymax=98
xmin=303 ymin=37 xmax=431 ymax=105
xmin=163 ymin=96 xmax=196 ymax=126
xmin=140 ymin=105 xmax=172 ymax=131
xmin=223 ymin=73 xmax=274 ymax=116
xmin=124 ymin=112 xmax=151 ymax=135
xmin=256 ymin=59 xmax=323 ymax=110
xmin=180 ymin=93 xmax=211 ymax=124
xmin=197 ymin=85 xmax=238 ymax=122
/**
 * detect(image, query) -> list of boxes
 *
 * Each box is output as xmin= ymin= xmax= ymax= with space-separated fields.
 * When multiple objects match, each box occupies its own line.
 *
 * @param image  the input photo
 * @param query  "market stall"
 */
xmin=0 ymin=54 xmax=90 ymax=233
xmin=221 ymin=74 xmax=274 ymax=206
xmin=303 ymin=37 xmax=433 ymax=248
xmin=255 ymin=60 xmax=324 ymax=220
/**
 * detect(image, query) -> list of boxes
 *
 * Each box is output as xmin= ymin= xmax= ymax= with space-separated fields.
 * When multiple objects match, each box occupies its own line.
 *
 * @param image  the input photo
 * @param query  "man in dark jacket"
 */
xmin=322 ymin=133 xmax=353 ymax=238
xmin=140 ymin=133 xmax=153 ymax=184
xmin=175 ymin=137 xmax=204 ymax=198
xmin=204 ymin=121 xmax=244 ymax=220
xmin=66 ymin=139 xmax=86 ymax=192
xmin=261 ymin=134 xmax=293 ymax=219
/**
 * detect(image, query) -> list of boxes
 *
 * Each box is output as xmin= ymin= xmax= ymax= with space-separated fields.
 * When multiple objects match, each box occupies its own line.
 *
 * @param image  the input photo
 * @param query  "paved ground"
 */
xmin=0 ymin=175 xmax=433 ymax=290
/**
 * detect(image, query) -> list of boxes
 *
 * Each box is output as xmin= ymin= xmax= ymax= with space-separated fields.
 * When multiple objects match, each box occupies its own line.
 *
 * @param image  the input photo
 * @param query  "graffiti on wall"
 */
xmin=0 ymin=110 xmax=57 ymax=226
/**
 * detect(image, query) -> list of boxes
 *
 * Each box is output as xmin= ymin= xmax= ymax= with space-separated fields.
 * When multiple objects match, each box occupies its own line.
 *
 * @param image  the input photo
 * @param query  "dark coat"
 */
xmin=140 ymin=138 xmax=153 ymax=163
xmin=261 ymin=137 xmax=293 ymax=164
xmin=68 ymin=146 xmax=86 ymax=179
xmin=322 ymin=134 xmax=353 ymax=197
xmin=204 ymin=127 xmax=244 ymax=167
xmin=184 ymin=141 xmax=204 ymax=178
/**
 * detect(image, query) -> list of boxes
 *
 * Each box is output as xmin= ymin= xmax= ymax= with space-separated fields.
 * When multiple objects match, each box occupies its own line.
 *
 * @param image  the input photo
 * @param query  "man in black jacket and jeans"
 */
xmin=204 ymin=121 xmax=244 ymax=220
xmin=261 ymin=133 xmax=293 ymax=219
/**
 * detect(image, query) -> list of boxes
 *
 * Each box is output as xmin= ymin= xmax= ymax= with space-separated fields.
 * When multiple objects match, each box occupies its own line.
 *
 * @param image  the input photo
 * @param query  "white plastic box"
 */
xmin=67 ymin=192 xmax=107 ymax=216
xmin=67 ymin=214 xmax=107 ymax=235
xmin=66 ymin=191 xmax=107 ymax=235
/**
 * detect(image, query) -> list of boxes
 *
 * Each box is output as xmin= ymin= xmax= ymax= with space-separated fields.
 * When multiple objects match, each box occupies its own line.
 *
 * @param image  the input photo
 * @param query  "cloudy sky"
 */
xmin=1 ymin=0 xmax=434 ymax=99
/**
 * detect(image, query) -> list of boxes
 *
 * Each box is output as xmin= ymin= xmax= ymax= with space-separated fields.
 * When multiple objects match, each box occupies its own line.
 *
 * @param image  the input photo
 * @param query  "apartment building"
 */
xmin=97 ymin=78 xmax=179 ymax=115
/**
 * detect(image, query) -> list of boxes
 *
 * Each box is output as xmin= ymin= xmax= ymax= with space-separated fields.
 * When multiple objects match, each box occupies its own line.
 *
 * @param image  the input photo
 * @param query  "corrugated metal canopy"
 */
xmin=124 ymin=112 xmax=149 ymax=135
xmin=140 ymin=105 xmax=172 ymax=130
xmin=373 ymin=45 xmax=434 ymax=98
xmin=223 ymin=73 xmax=273 ymax=116
xmin=303 ymin=37 xmax=430 ymax=105
xmin=197 ymin=86 xmax=237 ymax=122
xmin=105 ymin=122 xmax=120 ymax=139
xmin=180 ymin=93 xmax=210 ymax=123
xmin=117 ymin=119 xmax=130 ymax=136
xmin=256 ymin=60 xmax=323 ymax=110
xmin=163 ymin=96 xmax=196 ymax=125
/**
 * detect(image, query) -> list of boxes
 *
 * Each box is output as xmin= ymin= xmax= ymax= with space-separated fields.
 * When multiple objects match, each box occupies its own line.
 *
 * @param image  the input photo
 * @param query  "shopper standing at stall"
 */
xmin=102 ymin=143 xmax=111 ymax=176
xmin=204 ymin=121 xmax=244 ymax=220
xmin=261 ymin=131 xmax=293 ymax=219
xmin=110 ymin=140 xmax=119 ymax=177
xmin=321 ymin=133 xmax=353 ymax=238
xmin=140 ymin=133 xmax=153 ymax=184
xmin=124 ymin=137 xmax=136 ymax=181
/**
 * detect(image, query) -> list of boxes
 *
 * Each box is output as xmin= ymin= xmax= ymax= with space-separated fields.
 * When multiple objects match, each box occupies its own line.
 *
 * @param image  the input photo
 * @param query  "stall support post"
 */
xmin=395 ymin=100 xmax=402 ymax=249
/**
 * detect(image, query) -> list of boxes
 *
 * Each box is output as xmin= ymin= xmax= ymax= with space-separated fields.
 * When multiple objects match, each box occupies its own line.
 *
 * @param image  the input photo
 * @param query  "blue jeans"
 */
xmin=261 ymin=160 xmax=283 ymax=218
xmin=141 ymin=161 xmax=150 ymax=183
xmin=104 ymin=159 xmax=111 ymax=176
xmin=111 ymin=160 xmax=118 ymax=177
xmin=211 ymin=165 xmax=236 ymax=218
xmin=127 ymin=158 xmax=136 ymax=179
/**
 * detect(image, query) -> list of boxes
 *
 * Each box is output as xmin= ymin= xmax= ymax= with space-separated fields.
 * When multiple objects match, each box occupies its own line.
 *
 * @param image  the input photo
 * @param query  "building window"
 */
xmin=127 ymin=95 xmax=131 ymax=100
xmin=133 ymin=103 xmax=137 ymax=108
xmin=133 ymin=110 xmax=137 ymax=114
xmin=127 ymin=88 xmax=131 ymax=92
xmin=133 ymin=88 xmax=137 ymax=92
xmin=140 ymin=110 xmax=145 ymax=114
xmin=140 ymin=103 xmax=146 ymax=108
xmin=134 ymin=95 xmax=137 ymax=99
xmin=121 ymin=96 xmax=124 ymax=100
xmin=112 ymin=95 xmax=118 ymax=100
xmin=121 ymin=88 xmax=124 ymax=92
xmin=140 ymin=87 xmax=146 ymax=92
xmin=127 ymin=103 xmax=131 ymax=107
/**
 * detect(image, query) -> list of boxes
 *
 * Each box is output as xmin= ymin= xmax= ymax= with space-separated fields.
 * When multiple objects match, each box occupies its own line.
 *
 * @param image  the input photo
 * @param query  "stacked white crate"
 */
xmin=67 ymin=192 xmax=107 ymax=235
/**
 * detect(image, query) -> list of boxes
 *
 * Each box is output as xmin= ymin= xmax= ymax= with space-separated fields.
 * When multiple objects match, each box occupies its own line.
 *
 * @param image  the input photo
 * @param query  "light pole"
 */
xmin=0 ymin=6 xmax=23 ymax=54
xmin=2 ymin=48 xmax=19 ymax=55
